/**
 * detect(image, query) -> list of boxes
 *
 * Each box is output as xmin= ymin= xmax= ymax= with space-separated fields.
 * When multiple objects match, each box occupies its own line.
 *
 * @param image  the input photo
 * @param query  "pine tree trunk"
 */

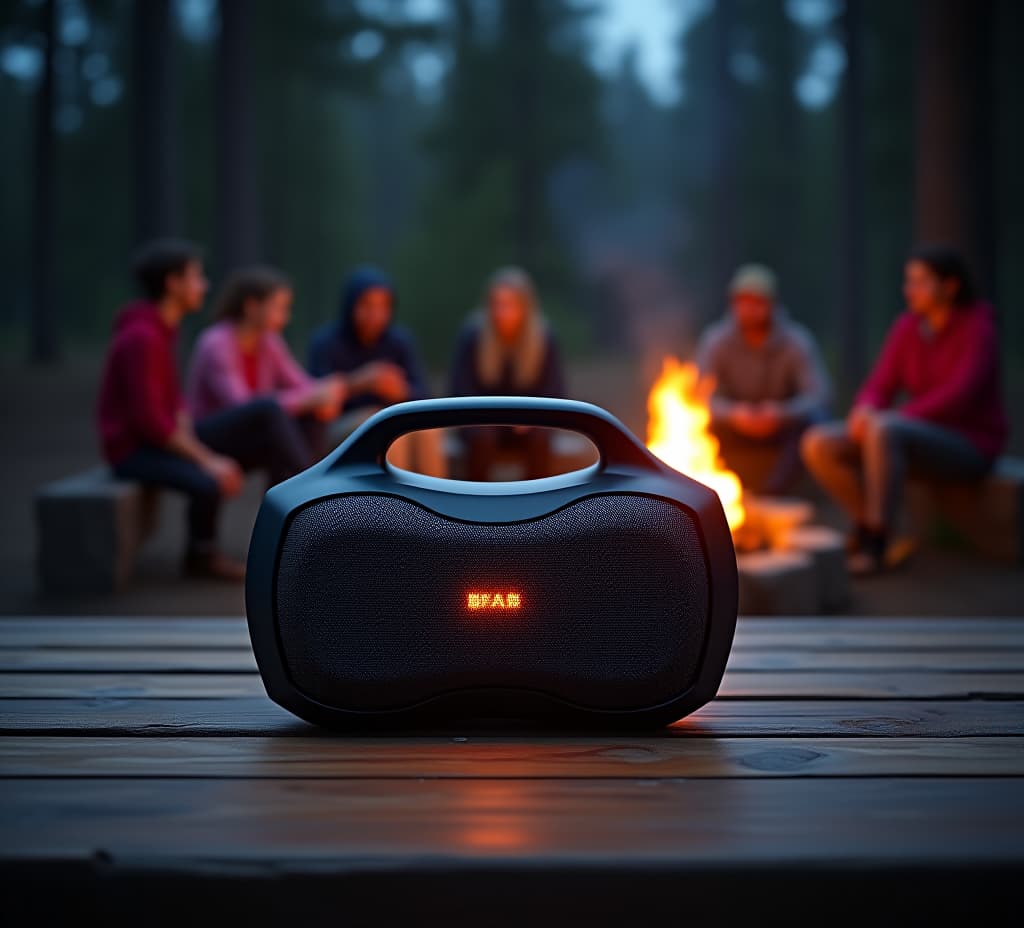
xmin=914 ymin=0 xmax=996 ymax=298
xmin=133 ymin=0 xmax=182 ymax=243
xmin=710 ymin=0 xmax=739 ymax=308
xmin=506 ymin=0 xmax=542 ymax=271
xmin=838 ymin=0 xmax=867 ymax=401
xmin=772 ymin=0 xmax=801 ymax=297
xmin=217 ymin=0 xmax=262 ymax=272
xmin=29 ymin=0 xmax=57 ymax=363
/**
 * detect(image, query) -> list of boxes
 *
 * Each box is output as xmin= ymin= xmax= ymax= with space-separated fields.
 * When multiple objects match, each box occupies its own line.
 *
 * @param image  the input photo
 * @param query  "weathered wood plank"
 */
xmin=725 ymin=651 xmax=1024 ymax=670
xmin=1 ymin=778 xmax=1022 ymax=863
xmin=0 ymin=648 xmax=260 ymax=672
xmin=3 ymin=698 xmax=1022 ymax=737
xmin=1 ymin=617 xmax=1023 ymax=651
xmin=2 ymin=671 xmax=1024 ymax=699
xmin=0 ymin=674 xmax=265 ymax=698
xmin=2 ymin=736 xmax=1022 ymax=778
xmin=0 ymin=617 xmax=252 ymax=649
xmin=3 ymin=646 xmax=1024 ymax=673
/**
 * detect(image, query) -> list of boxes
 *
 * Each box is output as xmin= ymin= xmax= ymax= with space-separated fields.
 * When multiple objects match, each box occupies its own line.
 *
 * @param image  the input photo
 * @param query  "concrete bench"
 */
xmin=907 ymin=457 xmax=1024 ymax=563
xmin=35 ymin=469 xmax=160 ymax=594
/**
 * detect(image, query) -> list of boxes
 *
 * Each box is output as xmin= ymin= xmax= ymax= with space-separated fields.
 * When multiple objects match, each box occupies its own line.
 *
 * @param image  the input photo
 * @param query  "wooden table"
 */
xmin=2 ymin=616 xmax=1023 ymax=924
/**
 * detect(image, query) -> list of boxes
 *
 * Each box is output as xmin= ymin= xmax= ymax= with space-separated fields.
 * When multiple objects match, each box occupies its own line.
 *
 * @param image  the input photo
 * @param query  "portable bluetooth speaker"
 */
xmin=246 ymin=396 xmax=737 ymax=729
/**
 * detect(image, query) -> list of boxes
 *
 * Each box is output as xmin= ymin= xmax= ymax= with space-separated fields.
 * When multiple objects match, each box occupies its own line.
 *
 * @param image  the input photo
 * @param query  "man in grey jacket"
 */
xmin=696 ymin=264 xmax=830 ymax=495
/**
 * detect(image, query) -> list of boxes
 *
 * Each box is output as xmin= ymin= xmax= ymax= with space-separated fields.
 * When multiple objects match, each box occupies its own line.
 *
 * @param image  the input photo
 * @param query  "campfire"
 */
xmin=645 ymin=357 xmax=746 ymax=533
xmin=644 ymin=355 xmax=811 ymax=550
xmin=644 ymin=356 xmax=848 ymax=613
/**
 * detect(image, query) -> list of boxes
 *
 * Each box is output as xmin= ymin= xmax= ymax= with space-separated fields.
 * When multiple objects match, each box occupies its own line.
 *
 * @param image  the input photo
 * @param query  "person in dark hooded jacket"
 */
xmin=307 ymin=267 xmax=445 ymax=475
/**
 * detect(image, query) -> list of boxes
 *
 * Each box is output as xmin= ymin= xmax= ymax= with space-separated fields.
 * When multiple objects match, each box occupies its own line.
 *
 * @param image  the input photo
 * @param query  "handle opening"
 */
xmin=325 ymin=396 xmax=660 ymax=478
xmin=384 ymin=425 xmax=600 ymax=481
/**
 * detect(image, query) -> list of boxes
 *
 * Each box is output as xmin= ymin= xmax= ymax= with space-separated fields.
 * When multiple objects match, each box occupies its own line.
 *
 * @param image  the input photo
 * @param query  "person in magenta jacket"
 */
xmin=97 ymin=241 xmax=310 ymax=581
xmin=801 ymin=245 xmax=1008 ymax=575
xmin=187 ymin=266 xmax=347 ymax=461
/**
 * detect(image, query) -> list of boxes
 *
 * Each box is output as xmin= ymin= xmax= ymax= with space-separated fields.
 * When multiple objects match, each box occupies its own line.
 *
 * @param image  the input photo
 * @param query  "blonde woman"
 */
xmin=449 ymin=267 xmax=566 ymax=480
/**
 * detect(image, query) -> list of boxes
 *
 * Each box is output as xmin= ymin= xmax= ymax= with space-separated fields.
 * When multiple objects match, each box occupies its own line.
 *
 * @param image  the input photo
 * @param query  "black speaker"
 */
xmin=246 ymin=396 xmax=737 ymax=729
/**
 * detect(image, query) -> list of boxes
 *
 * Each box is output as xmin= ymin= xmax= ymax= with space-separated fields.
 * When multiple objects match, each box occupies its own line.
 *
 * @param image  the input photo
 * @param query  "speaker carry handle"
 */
xmin=327 ymin=395 xmax=663 ymax=475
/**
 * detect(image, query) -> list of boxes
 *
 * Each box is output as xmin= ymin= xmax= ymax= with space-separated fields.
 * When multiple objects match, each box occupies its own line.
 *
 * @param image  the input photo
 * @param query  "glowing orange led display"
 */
xmin=467 ymin=591 xmax=522 ymax=610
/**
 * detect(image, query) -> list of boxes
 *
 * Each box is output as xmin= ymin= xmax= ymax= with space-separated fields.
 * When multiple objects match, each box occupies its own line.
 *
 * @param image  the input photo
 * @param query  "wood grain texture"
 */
xmin=2 ymin=777 xmax=1022 ymax=864
xmin=2 ymin=616 xmax=1024 ymax=650
xmin=2 ymin=614 xmax=1023 ymax=909
xmin=3 ymin=670 xmax=1023 ymax=699
xmin=4 ymin=697 xmax=1024 ymax=737
xmin=2 ymin=736 xmax=1023 ymax=778
xmin=3 ymin=646 xmax=1024 ymax=672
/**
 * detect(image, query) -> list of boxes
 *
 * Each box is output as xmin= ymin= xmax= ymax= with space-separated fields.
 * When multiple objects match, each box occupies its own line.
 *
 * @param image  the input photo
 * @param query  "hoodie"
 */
xmin=97 ymin=300 xmax=184 ymax=465
xmin=855 ymin=302 xmax=1008 ymax=458
xmin=695 ymin=307 xmax=831 ymax=427
xmin=307 ymin=267 xmax=429 ymax=409
xmin=187 ymin=320 xmax=318 ymax=420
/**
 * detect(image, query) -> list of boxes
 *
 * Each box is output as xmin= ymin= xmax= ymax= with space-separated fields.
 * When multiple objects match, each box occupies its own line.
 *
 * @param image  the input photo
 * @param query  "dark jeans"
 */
xmin=801 ymin=411 xmax=992 ymax=533
xmin=463 ymin=426 xmax=553 ymax=481
xmin=113 ymin=398 xmax=310 ymax=551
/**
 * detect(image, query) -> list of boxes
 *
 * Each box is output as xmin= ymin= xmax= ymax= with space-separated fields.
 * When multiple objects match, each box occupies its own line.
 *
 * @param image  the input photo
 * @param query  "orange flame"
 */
xmin=645 ymin=357 xmax=745 ymax=532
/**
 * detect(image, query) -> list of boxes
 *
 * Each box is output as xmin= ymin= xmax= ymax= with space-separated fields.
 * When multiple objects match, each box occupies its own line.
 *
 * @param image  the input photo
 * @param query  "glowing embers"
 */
xmin=467 ymin=591 xmax=522 ymax=611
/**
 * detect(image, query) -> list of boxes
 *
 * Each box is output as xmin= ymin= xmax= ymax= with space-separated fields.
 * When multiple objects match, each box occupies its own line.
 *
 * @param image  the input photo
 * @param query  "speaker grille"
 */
xmin=274 ymin=493 xmax=709 ymax=711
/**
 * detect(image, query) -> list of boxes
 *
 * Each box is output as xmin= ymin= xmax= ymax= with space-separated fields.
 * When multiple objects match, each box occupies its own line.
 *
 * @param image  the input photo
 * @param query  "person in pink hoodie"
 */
xmin=187 ymin=266 xmax=347 ymax=461
xmin=98 ymin=241 xmax=311 ymax=581
xmin=801 ymin=245 xmax=1008 ymax=574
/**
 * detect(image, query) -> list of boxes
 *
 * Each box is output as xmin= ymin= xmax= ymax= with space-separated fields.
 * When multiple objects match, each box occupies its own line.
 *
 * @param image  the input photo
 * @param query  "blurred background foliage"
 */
xmin=1 ymin=0 xmax=1021 ymax=409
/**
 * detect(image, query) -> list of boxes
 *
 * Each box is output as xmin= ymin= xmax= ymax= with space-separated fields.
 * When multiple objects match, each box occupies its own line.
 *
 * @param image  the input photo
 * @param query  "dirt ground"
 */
xmin=1 ymin=354 xmax=1021 ymax=617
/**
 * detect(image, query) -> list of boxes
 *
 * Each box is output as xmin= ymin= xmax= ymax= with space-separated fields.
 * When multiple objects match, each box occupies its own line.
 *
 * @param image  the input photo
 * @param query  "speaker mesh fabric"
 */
xmin=274 ymin=493 xmax=709 ymax=712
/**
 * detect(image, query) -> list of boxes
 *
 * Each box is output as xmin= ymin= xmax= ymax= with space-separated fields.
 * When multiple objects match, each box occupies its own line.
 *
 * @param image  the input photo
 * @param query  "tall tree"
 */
xmin=399 ymin=0 xmax=603 ymax=362
xmin=860 ymin=0 xmax=913 ymax=349
xmin=709 ymin=0 xmax=739 ymax=304
xmin=29 ymin=0 xmax=57 ymax=363
xmin=914 ymin=0 xmax=996 ymax=298
xmin=993 ymin=0 xmax=1024 ymax=355
xmin=504 ymin=0 xmax=543 ymax=268
xmin=247 ymin=0 xmax=435 ymax=334
xmin=217 ymin=0 xmax=262 ymax=271
xmin=133 ymin=0 xmax=182 ymax=242
xmin=748 ymin=0 xmax=802 ymax=294
xmin=837 ymin=0 xmax=866 ymax=400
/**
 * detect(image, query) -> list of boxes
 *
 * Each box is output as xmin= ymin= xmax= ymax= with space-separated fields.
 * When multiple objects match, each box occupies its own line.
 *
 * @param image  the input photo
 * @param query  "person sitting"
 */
xmin=449 ymin=266 xmax=566 ymax=480
xmin=187 ymin=266 xmax=346 ymax=462
xmin=97 ymin=240 xmax=310 ymax=581
xmin=696 ymin=263 xmax=831 ymax=495
xmin=308 ymin=267 xmax=444 ymax=476
xmin=801 ymin=245 xmax=1008 ymax=575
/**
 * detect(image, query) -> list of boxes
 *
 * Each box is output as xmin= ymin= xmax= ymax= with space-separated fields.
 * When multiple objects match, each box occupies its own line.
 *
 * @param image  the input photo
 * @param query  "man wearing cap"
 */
xmin=695 ymin=263 xmax=830 ymax=495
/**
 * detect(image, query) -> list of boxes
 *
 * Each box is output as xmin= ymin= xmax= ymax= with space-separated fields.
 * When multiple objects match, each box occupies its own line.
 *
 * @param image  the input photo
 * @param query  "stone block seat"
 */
xmin=35 ymin=469 xmax=159 ymax=594
xmin=907 ymin=457 xmax=1024 ymax=563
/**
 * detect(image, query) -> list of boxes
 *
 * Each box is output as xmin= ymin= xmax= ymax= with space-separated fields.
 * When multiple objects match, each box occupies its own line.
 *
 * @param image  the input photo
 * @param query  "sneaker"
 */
xmin=847 ymin=547 xmax=883 ymax=577
xmin=847 ymin=527 xmax=887 ymax=577
xmin=847 ymin=533 xmax=917 ymax=577
xmin=884 ymin=535 xmax=918 ymax=570
xmin=183 ymin=549 xmax=246 ymax=582
xmin=846 ymin=523 xmax=871 ymax=555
